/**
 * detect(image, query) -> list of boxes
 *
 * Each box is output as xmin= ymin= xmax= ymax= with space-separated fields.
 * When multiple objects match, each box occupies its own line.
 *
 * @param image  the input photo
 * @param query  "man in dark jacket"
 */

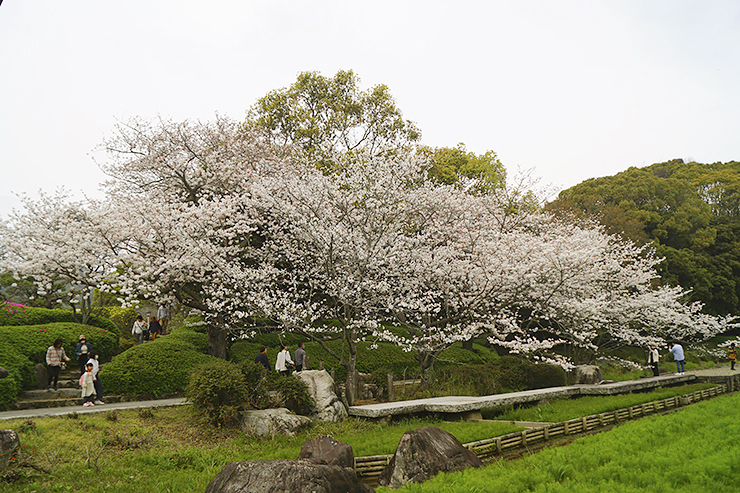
xmin=254 ymin=346 xmax=270 ymax=371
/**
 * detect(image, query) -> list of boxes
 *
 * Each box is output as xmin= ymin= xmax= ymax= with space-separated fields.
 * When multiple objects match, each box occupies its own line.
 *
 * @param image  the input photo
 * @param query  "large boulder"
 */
xmin=378 ymin=426 xmax=483 ymax=489
xmin=293 ymin=370 xmax=348 ymax=423
xmin=0 ymin=430 xmax=20 ymax=474
xmin=570 ymin=365 xmax=603 ymax=385
xmin=205 ymin=460 xmax=374 ymax=493
xmin=0 ymin=367 xmax=9 ymax=379
xmin=239 ymin=408 xmax=312 ymax=438
xmin=298 ymin=435 xmax=355 ymax=469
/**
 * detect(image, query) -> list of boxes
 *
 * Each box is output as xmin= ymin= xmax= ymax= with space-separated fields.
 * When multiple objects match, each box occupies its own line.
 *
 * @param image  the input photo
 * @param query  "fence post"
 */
xmin=387 ymin=373 xmax=395 ymax=402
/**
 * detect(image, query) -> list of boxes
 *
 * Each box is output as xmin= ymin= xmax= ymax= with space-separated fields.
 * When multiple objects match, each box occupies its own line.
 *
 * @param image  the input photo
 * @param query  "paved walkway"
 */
xmin=1 ymin=365 xmax=734 ymax=422
xmin=349 ymin=365 xmax=737 ymax=419
xmin=0 ymin=397 xmax=190 ymax=421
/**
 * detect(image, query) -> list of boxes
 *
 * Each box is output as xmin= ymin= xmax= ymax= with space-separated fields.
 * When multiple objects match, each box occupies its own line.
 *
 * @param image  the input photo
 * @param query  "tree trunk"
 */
xmin=344 ymin=338 xmax=358 ymax=406
xmin=417 ymin=352 xmax=435 ymax=390
xmin=207 ymin=324 xmax=227 ymax=359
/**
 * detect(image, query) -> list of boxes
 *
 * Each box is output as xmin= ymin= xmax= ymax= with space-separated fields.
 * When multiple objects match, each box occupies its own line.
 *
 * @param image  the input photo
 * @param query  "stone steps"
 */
xmin=14 ymin=367 xmax=120 ymax=411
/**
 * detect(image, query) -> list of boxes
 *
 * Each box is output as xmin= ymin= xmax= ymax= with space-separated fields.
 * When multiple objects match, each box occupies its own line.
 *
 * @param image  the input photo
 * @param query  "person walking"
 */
xmin=648 ymin=345 xmax=660 ymax=377
xmin=669 ymin=341 xmax=686 ymax=375
xmin=275 ymin=345 xmax=294 ymax=376
xmin=45 ymin=338 xmax=70 ymax=391
xmin=729 ymin=343 xmax=737 ymax=371
xmin=294 ymin=342 xmax=306 ymax=372
xmin=132 ymin=315 xmax=147 ymax=345
xmin=254 ymin=346 xmax=270 ymax=372
xmin=75 ymin=335 xmax=92 ymax=376
xmin=80 ymin=362 xmax=96 ymax=407
xmin=157 ymin=303 xmax=170 ymax=335
xmin=86 ymin=350 xmax=104 ymax=404
xmin=148 ymin=316 xmax=162 ymax=341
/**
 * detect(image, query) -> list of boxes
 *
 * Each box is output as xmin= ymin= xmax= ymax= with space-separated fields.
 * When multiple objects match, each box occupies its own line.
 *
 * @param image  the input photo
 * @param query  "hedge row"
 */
xmin=0 ymin=304 xmax=120 ymax=337
xmin=0 ymin=323 xmax=119 ymax=364
xmin=229 ymin=335 xmax=499 ymax=381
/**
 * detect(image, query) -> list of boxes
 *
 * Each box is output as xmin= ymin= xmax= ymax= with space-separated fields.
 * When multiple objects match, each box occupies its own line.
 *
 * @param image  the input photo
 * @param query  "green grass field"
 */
xmin=378 ymin=391 xmax=740 ymax=493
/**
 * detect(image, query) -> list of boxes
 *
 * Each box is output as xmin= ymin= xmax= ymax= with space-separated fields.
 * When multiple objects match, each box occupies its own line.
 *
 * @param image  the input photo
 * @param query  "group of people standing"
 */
xmin=44 ymin=334 xmax=104 ymax=406
xmin=647 ymin=340 xmax=739 ymax=376
xmin=254 ymin=343 xmax=307 ymax=376
xmin=647 ymin=342 xmax=686 ymax=376
xmin=131 ymin=304 xmax=170 ymax=345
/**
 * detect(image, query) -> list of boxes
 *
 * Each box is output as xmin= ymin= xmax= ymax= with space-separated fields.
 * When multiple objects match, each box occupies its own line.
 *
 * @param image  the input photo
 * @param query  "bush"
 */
xmin=186 ymin=360 xmax=247 ymax=427
xmin=0 ymin=343 xmax=34 ymax=409
xmin=266 ymin=373 xmax=315 ymax=415
xmin=168 ymin=327 xmax=208 ymax=354
xmin=0 ymin=304 xmax=120 ymax=336
xmin=101 ymin=338 xmax=213 ymax=397
xmin=239 ymin=361 xmax=270 ymax=409
xmin=430 ymin=356 xmax=566 ymax=397
xmin=0 ymin=323 xmax=119 ymax=364
xmin=229 ymin=340 xmax=261 ymax=364
xmin=99 ymin=306 xmax=139 ymax=334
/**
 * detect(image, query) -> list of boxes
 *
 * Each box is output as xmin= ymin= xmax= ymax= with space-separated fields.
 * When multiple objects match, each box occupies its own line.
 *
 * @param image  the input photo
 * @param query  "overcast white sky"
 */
xmin=1 ymin=0 xmax=739 ymax=218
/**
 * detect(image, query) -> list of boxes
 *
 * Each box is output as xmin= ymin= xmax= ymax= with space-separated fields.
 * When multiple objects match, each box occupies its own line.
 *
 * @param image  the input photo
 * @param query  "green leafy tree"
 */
xmin=420 ymin=143 xmax=506 ymax=190
xmin=548 ymin=159 xmax=740 ymax=316
xmin=245 ymin=70 xmax=420 ymax=171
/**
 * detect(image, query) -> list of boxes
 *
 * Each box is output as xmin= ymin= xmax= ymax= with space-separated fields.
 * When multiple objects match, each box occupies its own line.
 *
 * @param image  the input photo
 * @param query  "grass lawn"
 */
xmin=379 ymin=391 xmax=740 ymax=493
xmin=494 ymin=382 xmax=717 ymax=422
xmin=0 ymin=407 xmax=522 ymax=493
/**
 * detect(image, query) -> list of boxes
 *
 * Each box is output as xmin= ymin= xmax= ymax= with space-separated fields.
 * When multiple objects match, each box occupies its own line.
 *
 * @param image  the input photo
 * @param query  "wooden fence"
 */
xmin=354 ymin=384 xmax=727 ymax=480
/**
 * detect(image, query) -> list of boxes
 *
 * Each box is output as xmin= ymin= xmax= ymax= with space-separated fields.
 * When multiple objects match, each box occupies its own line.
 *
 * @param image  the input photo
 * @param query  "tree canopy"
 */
xmin=548 ymin=159 xmax=740 ymax=316
xmin=245 ymin=70 xmax=420 ymax=171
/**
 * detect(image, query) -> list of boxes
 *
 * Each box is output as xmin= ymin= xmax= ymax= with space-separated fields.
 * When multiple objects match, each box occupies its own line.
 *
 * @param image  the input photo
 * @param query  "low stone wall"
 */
xmin=349 ymin=373 xmax=697 ymax=420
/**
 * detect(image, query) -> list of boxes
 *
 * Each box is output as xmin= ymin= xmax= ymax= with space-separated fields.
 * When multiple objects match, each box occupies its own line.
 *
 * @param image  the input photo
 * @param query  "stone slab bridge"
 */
xmin=348 ymin=371 xmax=740 ymax=422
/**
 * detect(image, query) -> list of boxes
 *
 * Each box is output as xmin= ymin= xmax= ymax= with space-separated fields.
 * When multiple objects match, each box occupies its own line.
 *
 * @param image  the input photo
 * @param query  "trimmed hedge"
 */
xmin=0 ymin=304 xmax=120 ymax=336
xmin=0 ymin=343 xmax=35 ymax=410
xmin=0 ymin=323 xmax=119 ymax=364
xmin=168 ymin=327 xmax=208 ymax=354
xmin=101 ymin=333 xmax=214 ymax=397
xmin=229 ymin=337 xmax=498 ymax=381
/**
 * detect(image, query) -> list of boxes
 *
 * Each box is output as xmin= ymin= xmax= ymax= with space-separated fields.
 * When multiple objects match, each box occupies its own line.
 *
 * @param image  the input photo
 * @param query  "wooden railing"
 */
xmin=354 ymin=384 xmax=727 ymax=480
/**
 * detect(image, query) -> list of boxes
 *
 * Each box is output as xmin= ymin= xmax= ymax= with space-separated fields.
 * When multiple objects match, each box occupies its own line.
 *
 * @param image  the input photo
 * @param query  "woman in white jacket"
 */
xmin=275 ymin=345 xmax=294 ymax=376
xmin=131 ymin=315 xmax=147 ymax=345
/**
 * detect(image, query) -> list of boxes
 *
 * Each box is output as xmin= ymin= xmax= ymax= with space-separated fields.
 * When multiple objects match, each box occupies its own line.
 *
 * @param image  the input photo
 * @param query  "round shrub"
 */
xmin=525 ymin=362 xmax=567 ymax=389
xmin=187 ymin=360 xmax=247 ymax=427
xmin=101 ymin=338 xmax=213 ymax=397
xmin=239 ymin=360 xmax=269 ymax=409
xmin=167 ymin=327 xmax=208 ymax=354
xmin=266 ymin=373 xmax=315 ymax=415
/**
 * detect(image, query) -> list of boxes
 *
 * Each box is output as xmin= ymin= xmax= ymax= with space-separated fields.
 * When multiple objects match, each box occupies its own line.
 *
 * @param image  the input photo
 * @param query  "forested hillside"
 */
xmin=548 ymin=159 xmax=740 ymax=316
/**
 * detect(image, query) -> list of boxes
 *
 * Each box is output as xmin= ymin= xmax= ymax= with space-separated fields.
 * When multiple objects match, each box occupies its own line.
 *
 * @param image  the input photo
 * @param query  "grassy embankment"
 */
xmin=1 ymin=382 xmax=719 ymax=492
xmin=379 ymin=390 xmax=740 ymax=493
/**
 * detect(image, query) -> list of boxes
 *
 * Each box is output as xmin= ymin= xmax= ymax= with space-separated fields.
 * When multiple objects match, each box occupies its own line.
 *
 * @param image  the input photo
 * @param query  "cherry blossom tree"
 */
xmin=0 ymin=191 xmax=124 ymax=323
xmin=8 ymin=113 xmax=730 ymax=398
